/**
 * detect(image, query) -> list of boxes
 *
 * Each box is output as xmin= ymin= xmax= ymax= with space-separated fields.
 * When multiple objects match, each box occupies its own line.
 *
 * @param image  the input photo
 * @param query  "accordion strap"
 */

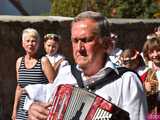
xmin=71 ymin=65 xmax=141 ymax=90
xmin=71 ymin=65 xmax=84 ymax=88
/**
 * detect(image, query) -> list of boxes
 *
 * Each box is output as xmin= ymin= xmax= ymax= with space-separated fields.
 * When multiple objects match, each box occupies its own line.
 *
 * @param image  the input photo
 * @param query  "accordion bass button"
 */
xmin=88 ymin=89 xmax=92 ymax=92
xmin=91 ymin=80 xmax=95 ymax=83
xmin=85 ymin=86 xmax=92 ymax=92
xmin=106 ymin=96 xmax=112 ymax=102
xmin=86 ymin=85 xmax=89 ymax=89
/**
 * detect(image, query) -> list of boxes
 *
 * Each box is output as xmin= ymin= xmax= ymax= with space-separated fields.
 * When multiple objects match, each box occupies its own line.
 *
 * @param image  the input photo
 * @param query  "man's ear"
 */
xmin=102 ymin=41 xmax=108 ymax=50
xmin=102 ymin=37 xmax=112 ymax=49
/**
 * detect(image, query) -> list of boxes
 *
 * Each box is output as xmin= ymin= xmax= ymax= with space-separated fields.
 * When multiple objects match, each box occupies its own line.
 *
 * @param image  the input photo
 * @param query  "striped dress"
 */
xmin=16 ymin=57 xmax=48 ymax=120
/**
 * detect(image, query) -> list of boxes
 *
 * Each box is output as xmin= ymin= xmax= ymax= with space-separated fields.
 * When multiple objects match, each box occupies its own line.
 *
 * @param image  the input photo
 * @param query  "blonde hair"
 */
xmin=22 ymin=28 xmax=40 ymax=41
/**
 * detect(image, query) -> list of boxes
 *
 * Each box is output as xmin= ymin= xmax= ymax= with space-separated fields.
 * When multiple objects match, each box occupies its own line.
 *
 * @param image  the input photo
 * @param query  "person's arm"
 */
xmin=12 ymin=57 xmax=23 ymax=120
xmin=41 ymin=56 xmax=56 ymax=83
xmin=121 ymin=72 xmax=148 ymax=120
xmin=53 ymin=58 xmax=64 ymax=75
xmin=12 ymin=85 xmax=23 ymax=120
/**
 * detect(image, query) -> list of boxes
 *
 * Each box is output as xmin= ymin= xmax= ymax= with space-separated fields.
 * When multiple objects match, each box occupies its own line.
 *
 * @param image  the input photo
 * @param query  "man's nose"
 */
xmin=77 ymin=40 xmax=84 ymax=50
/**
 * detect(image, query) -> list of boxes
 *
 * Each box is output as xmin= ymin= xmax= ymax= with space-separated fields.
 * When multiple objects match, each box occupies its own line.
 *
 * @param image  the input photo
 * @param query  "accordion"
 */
xmin=47 ymin=84 xmax=129 ymax=120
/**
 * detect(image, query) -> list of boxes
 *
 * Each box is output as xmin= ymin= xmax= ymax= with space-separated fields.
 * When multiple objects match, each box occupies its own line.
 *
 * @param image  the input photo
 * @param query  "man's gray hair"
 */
xmin=73 ymin=11 xmax=110 ymax=37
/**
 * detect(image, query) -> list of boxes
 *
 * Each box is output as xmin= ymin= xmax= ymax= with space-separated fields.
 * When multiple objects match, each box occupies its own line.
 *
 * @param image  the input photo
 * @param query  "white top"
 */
xmin=46 ymin=54 xmax=64 ymax=64
xmin=24 ymin=59 xmax=147 ymax=120
xmin=46 ymin=53 xmax=69 ymax=68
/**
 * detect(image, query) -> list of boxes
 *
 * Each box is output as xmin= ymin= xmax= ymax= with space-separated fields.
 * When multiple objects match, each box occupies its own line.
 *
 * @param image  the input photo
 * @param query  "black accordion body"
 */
xmin=47 ymin=84 xmax=130 ymax=120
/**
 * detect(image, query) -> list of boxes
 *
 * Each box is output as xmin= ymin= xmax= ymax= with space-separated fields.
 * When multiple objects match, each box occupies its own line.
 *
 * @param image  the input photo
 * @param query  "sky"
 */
xmin=0 ymin=0 xmax=51 ymax=15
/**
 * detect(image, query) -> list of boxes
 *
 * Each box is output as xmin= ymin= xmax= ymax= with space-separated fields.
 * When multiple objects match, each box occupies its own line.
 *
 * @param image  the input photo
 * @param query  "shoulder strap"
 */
xmin=71 ymin=65 xmax=84 ymax=88
xmin=18 ymin=56 xmax=24 ymax=68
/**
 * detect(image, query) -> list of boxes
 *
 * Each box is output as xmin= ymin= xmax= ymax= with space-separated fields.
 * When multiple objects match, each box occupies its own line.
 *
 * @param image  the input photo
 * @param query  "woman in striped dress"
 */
xmin=12 ymin=28 xmax=55 ymax=120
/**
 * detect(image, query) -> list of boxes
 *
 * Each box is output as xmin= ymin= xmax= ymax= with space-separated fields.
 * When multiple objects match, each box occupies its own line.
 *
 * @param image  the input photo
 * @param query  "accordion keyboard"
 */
xmin=47 ymin=84 xmax=129 ymax=120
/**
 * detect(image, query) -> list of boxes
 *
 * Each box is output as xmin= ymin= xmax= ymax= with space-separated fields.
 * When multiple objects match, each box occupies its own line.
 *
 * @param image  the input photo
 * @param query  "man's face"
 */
xmin=71 ymin=19 xmax=106 ymax=69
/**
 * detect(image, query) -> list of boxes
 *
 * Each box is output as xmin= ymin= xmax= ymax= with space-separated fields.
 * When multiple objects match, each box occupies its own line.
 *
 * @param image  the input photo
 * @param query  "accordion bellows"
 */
xmin=47 ymin=84 xmax=129 ymax=120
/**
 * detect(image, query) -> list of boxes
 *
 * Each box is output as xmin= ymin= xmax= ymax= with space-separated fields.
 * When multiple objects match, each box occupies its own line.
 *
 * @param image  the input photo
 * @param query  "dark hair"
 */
xmin=120 ymin=49 xmax=145 ymax=67
xmin=72 ymin=11 xmax=110 ymax=38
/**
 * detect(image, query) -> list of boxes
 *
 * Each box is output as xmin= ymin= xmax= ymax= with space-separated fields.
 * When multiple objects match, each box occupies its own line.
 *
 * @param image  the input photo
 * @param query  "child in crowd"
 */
xmin=142 ymin=36 xmax=160 ymax=119
xmin=43 ymin=33 xmax=69 ymax=75
xmin=119 ymin=48 xmax=148 ymax=82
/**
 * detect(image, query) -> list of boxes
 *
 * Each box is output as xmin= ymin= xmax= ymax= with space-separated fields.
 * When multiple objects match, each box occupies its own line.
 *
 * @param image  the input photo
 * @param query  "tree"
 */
xmin=50 ymin=0 xmax=160 ymax=18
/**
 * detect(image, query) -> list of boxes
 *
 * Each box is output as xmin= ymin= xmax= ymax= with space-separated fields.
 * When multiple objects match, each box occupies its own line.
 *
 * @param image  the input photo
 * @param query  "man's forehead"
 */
xmin=72 ymin=19 xmax=96 ymax=33
xmin=72 ymin=18 xmax=96 ymax=26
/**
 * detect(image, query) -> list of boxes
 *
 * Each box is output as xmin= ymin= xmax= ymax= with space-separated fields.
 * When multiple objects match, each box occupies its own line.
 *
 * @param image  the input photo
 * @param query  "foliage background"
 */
xmin=50 ymin=0 xmax=160 ymax=18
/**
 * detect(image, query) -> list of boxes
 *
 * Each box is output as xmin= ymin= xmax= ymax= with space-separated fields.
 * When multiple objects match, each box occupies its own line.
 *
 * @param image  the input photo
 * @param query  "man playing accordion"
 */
xmin=24 ymin=11 xmax=147 ymax=120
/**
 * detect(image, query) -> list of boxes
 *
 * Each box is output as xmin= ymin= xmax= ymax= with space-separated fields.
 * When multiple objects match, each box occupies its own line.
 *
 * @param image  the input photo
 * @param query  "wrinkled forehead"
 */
xmin=71 ymin=19 xmax=98 ymax=36
xmin=72 ymin=18 xmax=97 ymax=28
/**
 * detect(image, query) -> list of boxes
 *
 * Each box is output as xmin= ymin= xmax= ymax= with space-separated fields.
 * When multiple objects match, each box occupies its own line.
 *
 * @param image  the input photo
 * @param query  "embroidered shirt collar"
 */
xmin=76 ymin=58 xmax=118 ymax=84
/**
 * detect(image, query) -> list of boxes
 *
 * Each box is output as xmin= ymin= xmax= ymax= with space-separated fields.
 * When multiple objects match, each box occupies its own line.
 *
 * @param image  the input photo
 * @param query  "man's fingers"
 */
xmin=28 ymin=102 xmax=50 ymax=120
xmin=29 ymin=109 xmax=48 ymax=120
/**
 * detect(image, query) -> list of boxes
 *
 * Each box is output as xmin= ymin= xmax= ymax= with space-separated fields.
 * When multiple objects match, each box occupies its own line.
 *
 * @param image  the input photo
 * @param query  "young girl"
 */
xmin=43 ymin=33 xmax=69 ymax=75
xmin=143 ymin=36 xmax=160 ymax=119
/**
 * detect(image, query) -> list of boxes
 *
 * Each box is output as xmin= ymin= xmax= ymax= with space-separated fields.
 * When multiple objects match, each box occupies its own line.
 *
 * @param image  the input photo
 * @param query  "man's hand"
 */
xmin=28 ymin=102 xmax=51 ymax=120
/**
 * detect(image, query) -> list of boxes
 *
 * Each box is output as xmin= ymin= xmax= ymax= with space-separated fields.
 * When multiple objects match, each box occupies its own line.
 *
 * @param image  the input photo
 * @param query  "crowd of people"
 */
xmin=11 ymin=11 xmax=160 ymax=120
xmin=117 ymin=26 xmax=160 ymax=119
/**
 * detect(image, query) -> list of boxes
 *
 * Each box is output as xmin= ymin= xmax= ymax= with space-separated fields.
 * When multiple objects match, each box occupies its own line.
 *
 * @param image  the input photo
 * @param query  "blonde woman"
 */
xmin=12 ymin=28 xmax=55 ymax=120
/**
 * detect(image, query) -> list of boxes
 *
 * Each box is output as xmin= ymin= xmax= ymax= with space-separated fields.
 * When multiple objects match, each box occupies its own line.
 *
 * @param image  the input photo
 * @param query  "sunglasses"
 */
xmin=122 ymin=59 xmax=136 ymax=65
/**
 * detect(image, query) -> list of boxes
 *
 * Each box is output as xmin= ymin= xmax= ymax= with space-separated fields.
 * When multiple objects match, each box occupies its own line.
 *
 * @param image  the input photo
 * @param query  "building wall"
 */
xmin=0 ymin=16 xmax=159 ymax=119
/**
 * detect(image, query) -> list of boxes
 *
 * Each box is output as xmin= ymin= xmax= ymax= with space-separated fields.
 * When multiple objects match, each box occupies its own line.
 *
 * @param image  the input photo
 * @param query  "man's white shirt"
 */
xmin=24 ymin=59 xmax=147 ymax=120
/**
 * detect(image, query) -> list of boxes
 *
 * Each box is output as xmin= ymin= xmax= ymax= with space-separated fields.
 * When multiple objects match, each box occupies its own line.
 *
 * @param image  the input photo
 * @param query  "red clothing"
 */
xmin=140 ymin=71 xmax=148 ymax=82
